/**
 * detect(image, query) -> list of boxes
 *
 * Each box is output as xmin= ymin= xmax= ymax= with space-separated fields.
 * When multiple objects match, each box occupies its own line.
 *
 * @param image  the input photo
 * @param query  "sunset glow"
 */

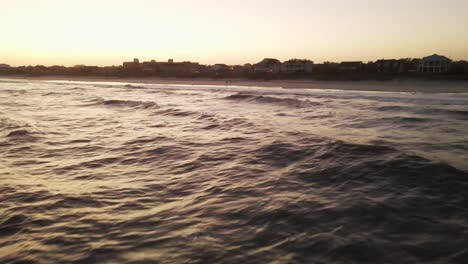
xmin=2 ymin=0 xmax=468 ymax=66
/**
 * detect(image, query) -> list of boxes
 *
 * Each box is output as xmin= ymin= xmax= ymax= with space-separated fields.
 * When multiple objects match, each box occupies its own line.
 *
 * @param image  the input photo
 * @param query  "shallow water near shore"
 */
xmin=1 ymin=79 xmax=468 ymax=263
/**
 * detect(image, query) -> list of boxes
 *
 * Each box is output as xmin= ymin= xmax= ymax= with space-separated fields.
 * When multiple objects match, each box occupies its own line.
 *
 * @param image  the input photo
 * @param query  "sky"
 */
xmin=1 ymin=0 xmax=468 ymax=66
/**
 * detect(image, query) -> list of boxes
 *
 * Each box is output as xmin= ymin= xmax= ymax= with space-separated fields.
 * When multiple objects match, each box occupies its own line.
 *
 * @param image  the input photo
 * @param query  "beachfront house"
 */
xmin=0 ymin=63 xmax=11 ymax=74
xmin=231 ymin=64 xmax=253 ymax=77
xmin=212 ymin=64 xmax=232 ymax=72
xmin=140 ymin=60 xmax=158 ymax=74
xmin=281 ymin=59 xmax=314 ymax=74
xmin=375 ymin=59 xmax=402 ymax=73
xmin=157 ymin=60 xmax=201 ymax=76
xmin=253 ymin=58 xmax=282 ymax=74
xmin=123 ymin=58 xmax=140 ymax=69
xmin=450 ymin=60 xmax=468 ymax=75
xmin=121 ymin=58 xmax=201 ymax=76
xmin=417 ymin=54 xmax=451 ymax=73
xmin=211 ymin=64 xmax=233 ymax=76
xmin=338 ymin=61 xmax=363 ymax=73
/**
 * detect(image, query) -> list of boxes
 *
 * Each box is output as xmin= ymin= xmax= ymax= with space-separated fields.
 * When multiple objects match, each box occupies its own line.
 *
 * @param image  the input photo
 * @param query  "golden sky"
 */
xmin=1 ymin=0 xmax=467 ymax=66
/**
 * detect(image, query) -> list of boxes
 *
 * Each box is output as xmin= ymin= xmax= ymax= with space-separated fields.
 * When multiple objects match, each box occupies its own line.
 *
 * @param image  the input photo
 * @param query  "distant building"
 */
xmin=404 ymin=59 xmax=421 ymax=73
xmin=157 ymin=60 xmax=200 ymax=76
xmin=0 ymin=63 xmax=11 ymax=74
xmin=212 ymin=64 xmax=231 ymax=72
xmin=232 ymin=64 xmax=253 ymax=76
xmin=418 ymin=54 xmax=451 ymax=73
xmin=450 ymin=60 xmax=468 ymax=74
xmin=210 ymin=64 xmax=232 ymax=76
xmin=281 ymin=59 xmax=314 ymax=74
xmin=314 ymin=62 xmax=339 ymax=74
xmin=123 ymin=58 xmax=140 ymax=69
xmin=121 ymin=58 xmax=201 ymax=76
xmin=140 ymin=60 xmax=158 ymax=74
xmin=338 ymin=61 xmax=363 ymax=73
xmin=253 ymin=58 xmax=282 ymax=73
xmin=375 ymin=59 xmax=402 ymax=73
xmin=72 ymin=65 xmax=99 ymax=75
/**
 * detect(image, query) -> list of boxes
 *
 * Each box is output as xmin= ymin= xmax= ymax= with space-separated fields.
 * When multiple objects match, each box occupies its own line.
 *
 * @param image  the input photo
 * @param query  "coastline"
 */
xmin=2 ymin=75 xmax=468 ymax=93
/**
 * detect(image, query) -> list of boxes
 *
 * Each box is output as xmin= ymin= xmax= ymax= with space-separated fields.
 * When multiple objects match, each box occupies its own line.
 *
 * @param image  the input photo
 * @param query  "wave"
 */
xmin=421 ymin=108 xmax=468 ymax=119
xmin=225 ymin=93 xmax=321 ymax=108
xmin=253 ymin=137 xmax=468 ymax=191
xmin=43 ymin=91 xmax=72 ymax=96
xmin=340 ymin=116 xmax=432 ymax=129
xmin=124 ymin=84 xmax=145 ymax=89
xmin=382 ymin=116 xmax=429 ymax=123
xmin=4 ymin=129 xmax=42 ymax=142
xmin=94 ymin=84 xmax=115 ymax=88
xmin=84 ymin=97 xmax=160 ymax=109
xmin=0 ymin=117 xmax=28 ymax=130
xmin=374 ymin=105 xmax=468 ymax=120
xmin=374 ymin=105 xmax=415 ymax=112
xmin=0 ymin=214 xmax=28 ymax=237
xmin=1 ymin=89 xmax=27 ymax=99
xmin=154 ymin=108 xmax=197 ymax=117
xmin=6 ymin=129 xmax=33 ymax=137
xmin=0 ymin=79 xmax=25 ymax=84
xmin=202 ymin=117 xmax=256 ymax=131
xmin=102 ymin=99 xmax=159 ymax=109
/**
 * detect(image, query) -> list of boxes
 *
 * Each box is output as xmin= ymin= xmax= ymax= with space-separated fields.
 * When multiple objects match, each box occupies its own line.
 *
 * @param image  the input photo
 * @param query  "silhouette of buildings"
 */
xmin=121 ymin=58 xmax=202 ymax=77
xmin=338 ymin=61 xmax=363 ymax=73
xmin=281 ymin=59 xmax=314 ymax=74
xmin=375 ymin=59 xmax=402 ymax=73
xmin=418 ymin=54 xmax=451 ymax=73
xmin=1 ymin=53 xmax=466 ymax=80
xmin=211 ymin=64 xmax=232 ymax=77
xmin=123 ymin=58 xmax=140 ymax=69
xmin=450 ymin=60 xmax=468 ymax=75
xmin=374 ymin=59 xmax=421 ymax=74
xmin=232 ymin=64 xmax=253 ymax=76
xmin=253 ymin=58 xmax=282 ymax=73
xmin=0 ymin=63 xmax=11 ymax=74
xmin=212 ymin=64 xmax=231 ymax=72
xmin=157 ymin=60 xmax=201 ymax=76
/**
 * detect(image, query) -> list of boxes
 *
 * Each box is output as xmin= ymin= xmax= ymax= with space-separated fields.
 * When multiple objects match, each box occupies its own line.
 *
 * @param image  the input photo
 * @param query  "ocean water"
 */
xmin=1 ymin=79 xmax=468 ymax=263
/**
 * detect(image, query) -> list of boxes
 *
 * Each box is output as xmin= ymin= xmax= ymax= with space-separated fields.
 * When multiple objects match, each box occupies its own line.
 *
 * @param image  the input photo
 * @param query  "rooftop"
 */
xmin=421 ymin=54 xmax=451 ymax=62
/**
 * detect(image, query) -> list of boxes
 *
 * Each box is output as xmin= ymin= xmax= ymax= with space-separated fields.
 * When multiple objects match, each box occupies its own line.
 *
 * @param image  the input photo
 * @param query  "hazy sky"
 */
xmin=1 ymin=0 xmax=468 ymax=66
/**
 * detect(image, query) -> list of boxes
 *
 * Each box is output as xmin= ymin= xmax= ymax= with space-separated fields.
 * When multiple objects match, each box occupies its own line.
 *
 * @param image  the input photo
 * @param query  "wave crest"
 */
xmin=225 ymin=93 xmax=321 ymax=108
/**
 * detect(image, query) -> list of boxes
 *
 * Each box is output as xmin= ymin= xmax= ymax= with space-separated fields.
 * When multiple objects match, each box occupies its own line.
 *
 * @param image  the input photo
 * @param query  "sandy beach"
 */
xmin=2 ymin=75 xmax=468 ymax=93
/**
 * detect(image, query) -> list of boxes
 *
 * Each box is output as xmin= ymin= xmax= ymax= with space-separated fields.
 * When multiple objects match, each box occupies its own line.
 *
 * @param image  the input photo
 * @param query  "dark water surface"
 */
xmin=1 ymin=79 xmax=468 ymax=263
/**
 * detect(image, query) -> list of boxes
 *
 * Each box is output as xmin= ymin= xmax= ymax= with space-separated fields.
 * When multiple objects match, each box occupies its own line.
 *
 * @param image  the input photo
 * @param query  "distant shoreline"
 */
xmin=2 ymin=75 xmax=468 ymax=93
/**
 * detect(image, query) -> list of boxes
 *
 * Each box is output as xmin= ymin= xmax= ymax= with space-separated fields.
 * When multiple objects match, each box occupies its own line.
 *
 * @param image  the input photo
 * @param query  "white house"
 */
xmin=281 ymin=59 xmax=314 ymax=74
xmin=418 ymin=54 xmax=451 ymax=73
